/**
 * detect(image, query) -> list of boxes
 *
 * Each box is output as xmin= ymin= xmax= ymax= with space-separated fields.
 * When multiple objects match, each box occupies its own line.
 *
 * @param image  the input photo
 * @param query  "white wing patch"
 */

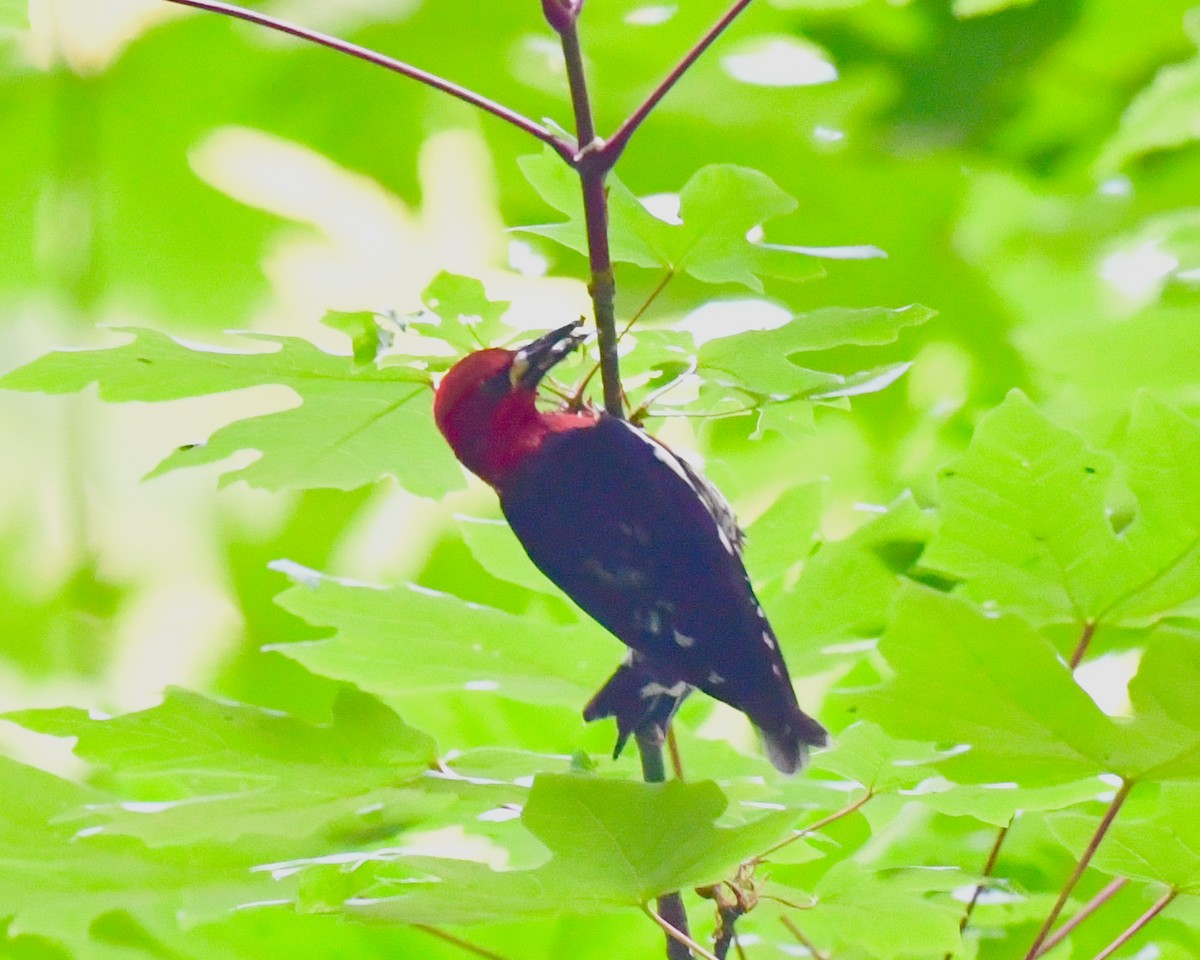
xmin=618 ymin=421 xmax=745 ymax=555
xmin=673 ymin=631 xmax=697 ymax=648
xmin=639 ymin=681 xmax=689 ymax=699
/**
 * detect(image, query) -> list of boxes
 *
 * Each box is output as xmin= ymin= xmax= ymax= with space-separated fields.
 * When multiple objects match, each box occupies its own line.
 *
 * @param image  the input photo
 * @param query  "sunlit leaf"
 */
xmin=272 ymin=565 xmax=614 ymax=708
xmin=0 ymin=328 xmax=460 ymax=497
xmin=345 ymin=775 xmax=795 ymax=922
xmin=4 ymin=688 xmax=439 ymax=846
xmin=859 ymin=584 xmax=1122 ymax=784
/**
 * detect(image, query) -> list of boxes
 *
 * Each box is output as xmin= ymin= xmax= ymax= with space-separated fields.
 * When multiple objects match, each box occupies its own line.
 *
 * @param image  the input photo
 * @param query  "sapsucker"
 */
xmin=434 ymin=320 xmax=828 ymax=773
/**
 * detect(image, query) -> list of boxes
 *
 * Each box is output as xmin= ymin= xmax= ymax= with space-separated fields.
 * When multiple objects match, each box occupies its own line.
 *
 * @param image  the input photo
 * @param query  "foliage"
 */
xmin=3 ymin=1 xmax=1200 ymax=959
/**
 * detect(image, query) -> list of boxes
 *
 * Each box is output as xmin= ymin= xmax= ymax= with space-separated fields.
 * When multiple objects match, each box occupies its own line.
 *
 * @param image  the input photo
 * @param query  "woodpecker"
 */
xmin=433 ymin=320 xmax=828 ymax=773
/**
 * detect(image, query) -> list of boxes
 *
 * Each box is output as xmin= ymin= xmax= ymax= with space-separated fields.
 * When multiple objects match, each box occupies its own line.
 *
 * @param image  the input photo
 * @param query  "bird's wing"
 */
xmin=499 ymin=415 xmax=797 ymax=730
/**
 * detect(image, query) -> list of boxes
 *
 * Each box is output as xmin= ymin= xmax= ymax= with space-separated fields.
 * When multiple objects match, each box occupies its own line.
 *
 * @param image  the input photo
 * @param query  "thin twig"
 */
xmin=619 ymin=269 xmax=677 ymax=343
xmin=637 ymin=725 xmax=693 ymax=958
xmin=414 ymin=925 xmax=514 ymax=960
xmin=569 ymin=268 xmax=676 ymax=409
xmin=953 ymin=618 xmax=1103 ymax=960
xmin=1023 ymin=780 xmax=1134 ymax=960
xmin=752 ymin=791 xmax=873 ymax=864
xmin=1069 ymin=620 xmax=1098 ymax=670
xmin=1091 ymin=888 xmax=1176 ymax=960
xmin=603 ymin=0 xmax=754 ymax=165
xmin=1035 ymin=877 xmax=1130 ymax=957
xmin=947 ymin=820 xmax=1011 ymax=958
xmin=705 ymin=879 xmax=753 ymax=960
xmin=160 ymin=0 xmax=573 ymax=162
xmin=643 ymin=904 xmax=721 ymax=960
xmin=780 ymin=916 xmax=829 ymax=960
xmin=667 ymin=724 xmax=685 ymax=780
xmin=712 ymin=903 xmax=742 ymax=960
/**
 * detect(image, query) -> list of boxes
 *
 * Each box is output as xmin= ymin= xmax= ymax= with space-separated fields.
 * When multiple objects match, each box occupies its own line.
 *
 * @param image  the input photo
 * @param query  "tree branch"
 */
xmin=636 ymin=724 xmax=694 ymax=959
xmin=602 ymin=0 xmax=754 ymax=167
xmin=1069 ymin=620 xmax=1098 ymax=670
xmin=752 ymin=790 xmax=873 ymax=864
xmin=948 ymin=821 xmax=1011 ymax=958
xmin=780 ymin=916 xmax=829 ymax=960
xmin=414 ymin=925 xmax=514 ymax=960
xmin=160 ymin=0 xmax=574 ymax=162
xmin=1035 ymin=877 xmax=1129 ymax=957
xmin=1023 ymin=780 xmax=1134 ymax=960
xmin=643 ymin=903 xmax=720 ymax=960
xmin=1091 ymin=888 xmax=1176 ymax=960
xmin=553 ymin=13 xmax=622 ymax=417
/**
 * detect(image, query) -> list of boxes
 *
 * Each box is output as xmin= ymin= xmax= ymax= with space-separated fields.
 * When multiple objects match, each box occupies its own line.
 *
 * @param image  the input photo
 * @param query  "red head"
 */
xmin=434 ymin=321 xmax=594 ymax=488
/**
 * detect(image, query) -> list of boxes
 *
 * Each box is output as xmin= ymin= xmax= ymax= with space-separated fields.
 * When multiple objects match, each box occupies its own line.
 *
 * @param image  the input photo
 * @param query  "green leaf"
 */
xmin=859 ymin=584 xmax=1121 ymax=784
xmin=1111 ymin=395 xmax=1200 ymax=622
xmin=320 ymin=311 xmax=392 ymax=366
xmin=910 ymin=776 xmax=1110 ymax=827
xmin=516 ymin=156 xmax=824 ymax=289
xmin=699 ymin=305 xmax=935 ymax=394
xmin=1117 ymin=627 xmax=1200 ymax=781
xmin=664 ymin=166 xmax=822 ymax=290
xmin=271 ymin=565 xmax=614 ymax=708
xmin=0 ymin=756 xmax=282 ymax=946
xmin=1098 ymin=48 xmax=1200 ymax=172
xmin=773 ymin=862 xmax=963 ymax=958
xmin=346 ymin=775 xmax=795 ymax=923
xmin=1049 ymin=784 xmax=1200 ymax=889
xmin=0 ymin=328 xmax=460 ymax=497
xmin=808 ymin=721 xmax=940 ymax=794
xmin=4 ymin=688 xmax=439 ymax=846
xmin=766 ymin=495 xmax=934 ymax=672
xmin=514 ymin=149 xmax=664 ymax=268
xmin=921 ymin=391 xmax=1200 ymax=628
xmin=457 ymin=514 xmax=561 ymax=595
xmin=743 ymin=480 xmax=826 ymax=586
xmin=416 ymin=272 xmax=513 ymax=352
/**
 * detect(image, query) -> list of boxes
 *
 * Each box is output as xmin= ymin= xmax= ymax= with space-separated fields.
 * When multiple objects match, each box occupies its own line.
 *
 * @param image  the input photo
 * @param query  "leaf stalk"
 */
xmin=1023 ymin=779 xmax=1134 ymax=960
xmin=159 ymin=0 xmax=575 ymax=162
xmin=1090 ymin=888 xmax=1176 ymax=960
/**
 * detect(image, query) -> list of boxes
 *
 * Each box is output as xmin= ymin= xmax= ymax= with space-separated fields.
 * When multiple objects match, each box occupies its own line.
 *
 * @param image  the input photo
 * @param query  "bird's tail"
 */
xmin=583 ymin=656 xmax=691 ymax=759
xmin=758 ymin=709 xmax=830 ymax=775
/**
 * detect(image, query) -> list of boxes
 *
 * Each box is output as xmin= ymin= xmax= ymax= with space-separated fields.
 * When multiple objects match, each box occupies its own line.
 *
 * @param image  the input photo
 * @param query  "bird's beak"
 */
xmin=509 ymin=319 xmax=588 ymax=390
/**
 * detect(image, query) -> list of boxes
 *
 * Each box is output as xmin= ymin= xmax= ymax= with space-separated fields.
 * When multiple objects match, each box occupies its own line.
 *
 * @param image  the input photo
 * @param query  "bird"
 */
xmin=433 ymin=319 xmax=828 ymax=773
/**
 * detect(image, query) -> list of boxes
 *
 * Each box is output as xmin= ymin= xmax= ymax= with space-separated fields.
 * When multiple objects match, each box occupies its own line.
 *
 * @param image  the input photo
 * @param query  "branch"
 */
xmin=752 ymin=791 xmax=873 ymax=864
xmin=643 ymin=904 xmax=721 ymax=960
xmin=552 ymin=13 xmax=622 ymax=417
xmin=1091 ymin=888 xmax=1176 ymax=960
xmin=1035 ymin=877 xmax=1130 ymax=957
xmin=160 ymin=0 xmax=574 ymax=162
xmin=1023 ymin=780 xmax=1134 ymax=960
xmin=414 ymin=925 xmax=514 ymax=960
xmin=636 ymin=724 xmax=694 ymax=959
xmin=1069 ymin=620 xmax=1098 ymax=670
xmin=780 ymin=916 xmax=829 ymax=960
xmin=602 ymin=0 xmax=754 ymax=166
xmin=947 ymin=820 xmax=1011 ymax=958
xmin=711 ymin=903 xmax=743 ymax=960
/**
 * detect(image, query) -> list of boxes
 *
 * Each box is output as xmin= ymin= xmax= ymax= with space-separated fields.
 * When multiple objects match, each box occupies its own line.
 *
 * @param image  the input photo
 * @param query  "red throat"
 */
xmin=476 ymin=398 xmax=597 ymax=488
xmin=435 ymin=354 xmax=597 ymax=488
